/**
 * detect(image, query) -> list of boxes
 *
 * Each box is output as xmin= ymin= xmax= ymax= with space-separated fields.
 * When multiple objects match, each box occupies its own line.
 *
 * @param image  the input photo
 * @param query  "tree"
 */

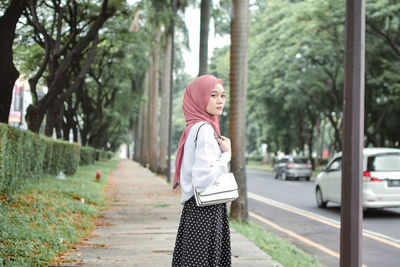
xmin=247 ymin=0 xmax=346 ymax=155
xmin=24 ymin=0 xmax=118 ymax=135
xmin=159 ymin=31 xmax=173 ymax=174
xmin=0 ymin=0 xmax=29 ymax=122
xmin=199 ymin=0 xmax=210 ymax=76
xmin=229 ymin=0 xmax=249 ymax=221
xmin=148 ymin=27 xmax=161 ymax=172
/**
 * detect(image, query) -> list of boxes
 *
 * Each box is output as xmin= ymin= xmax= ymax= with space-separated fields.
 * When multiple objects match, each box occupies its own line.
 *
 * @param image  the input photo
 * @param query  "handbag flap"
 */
xmin=198 ymin=173 xmax=238 ymax=196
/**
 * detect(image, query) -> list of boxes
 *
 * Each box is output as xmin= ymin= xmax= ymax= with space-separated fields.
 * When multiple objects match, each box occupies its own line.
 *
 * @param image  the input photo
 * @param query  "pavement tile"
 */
xmin=61 ymin=159 xmax=282 ymax=267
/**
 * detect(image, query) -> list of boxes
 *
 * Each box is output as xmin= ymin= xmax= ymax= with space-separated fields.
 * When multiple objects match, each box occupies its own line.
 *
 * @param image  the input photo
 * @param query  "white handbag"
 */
xmin=192 ymin=123 xmax=239 ymax=207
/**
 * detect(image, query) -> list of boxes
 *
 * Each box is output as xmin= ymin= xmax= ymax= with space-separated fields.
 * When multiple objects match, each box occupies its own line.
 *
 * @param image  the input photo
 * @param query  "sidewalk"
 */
xmin=62 ymin=159 xmax=282 ymax=267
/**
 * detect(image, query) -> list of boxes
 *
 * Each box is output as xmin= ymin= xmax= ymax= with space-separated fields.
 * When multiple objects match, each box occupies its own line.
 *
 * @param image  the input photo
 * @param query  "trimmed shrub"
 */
xmin=51 ymin=140 xmax=65 ymax=175
xmin=246 ymin=154 xmax=264 ymax=162
xmin=0 ymin=123 xmax=82 ymax=193
xmin=80 ymin=146 xmax=96 ymax=165
xmin=29 ymin=132 xmax=46 ymax=178
xmin=96 ymin=149 xmax=113 ymax=161
xmin=43 ymin=138 xmax=54 ymax=175
xmin=62 ymin=142 xmax=80 ymax=175
xmin=0 ymin=126 xmax=24 ymax=192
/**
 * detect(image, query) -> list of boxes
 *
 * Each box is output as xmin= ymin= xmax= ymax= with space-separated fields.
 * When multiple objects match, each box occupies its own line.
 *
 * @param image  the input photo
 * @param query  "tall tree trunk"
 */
xmin=133 ymin=111 xmax=142 ymax=162
xmin=314 ymin=115 xmax=321 ymax=167
xmin=73 ymin=125 xmax=78 ymax=142
xmin=158 ymin=32 xmax=172 ymax=175
xmin=55 ymin=104 xmax=64 ymax=138
xmin=229 ymin=0 xmax=249 ymax=221
xmin=126 ymin=142 xmax=130 ymax=159
xmin=141 ymin=69 xmax=151 ymax=166
xmin=0 ymin=0 xmax=29 ymax=122
xmin=44 ymin=104 xmax=57 ymax=136
xmin=149 ymin=29 xmax=161 ymax=172
xmin=199 ymin=0 xmax=210 ymax=76
xmin=307 ymin=124 xmax=315 ymax=170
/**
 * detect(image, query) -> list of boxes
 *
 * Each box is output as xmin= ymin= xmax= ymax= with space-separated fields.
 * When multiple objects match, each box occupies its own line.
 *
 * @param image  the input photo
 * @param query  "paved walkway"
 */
xmin=62 ymin=159 xmax=281 ymax=267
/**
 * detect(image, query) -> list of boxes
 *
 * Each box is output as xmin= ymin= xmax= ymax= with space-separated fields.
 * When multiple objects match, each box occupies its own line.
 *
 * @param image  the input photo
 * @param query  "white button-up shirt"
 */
xmin=179 ymin=121 xmax=231 ymax=204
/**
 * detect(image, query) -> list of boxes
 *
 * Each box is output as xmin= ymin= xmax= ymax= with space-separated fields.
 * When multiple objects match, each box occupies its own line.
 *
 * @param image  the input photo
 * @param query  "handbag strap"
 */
xmin=194 ymin=122 xmax=221 ymax=148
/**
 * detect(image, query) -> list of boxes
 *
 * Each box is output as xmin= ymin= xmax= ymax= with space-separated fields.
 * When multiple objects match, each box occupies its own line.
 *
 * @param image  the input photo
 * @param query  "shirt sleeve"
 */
xmin=192 ymin=125 xmax=231 ymax=193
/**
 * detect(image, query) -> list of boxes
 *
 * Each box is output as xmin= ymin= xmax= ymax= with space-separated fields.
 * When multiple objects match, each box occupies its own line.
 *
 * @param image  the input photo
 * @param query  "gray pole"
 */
xmin=167 ymin=0 xmax=177 ymax=183
xmin=340 ymin=0 xmax=365 ymax=266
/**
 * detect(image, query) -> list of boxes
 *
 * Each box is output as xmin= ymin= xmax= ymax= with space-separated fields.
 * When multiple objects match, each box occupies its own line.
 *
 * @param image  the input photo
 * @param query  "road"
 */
xmin=247 ymin=168 xmax=400 ymax=267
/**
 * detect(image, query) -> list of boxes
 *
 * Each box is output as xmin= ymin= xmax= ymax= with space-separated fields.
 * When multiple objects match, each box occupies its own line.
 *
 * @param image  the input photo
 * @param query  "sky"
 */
xmin=182 ymin=7 xmax=230 ymax=77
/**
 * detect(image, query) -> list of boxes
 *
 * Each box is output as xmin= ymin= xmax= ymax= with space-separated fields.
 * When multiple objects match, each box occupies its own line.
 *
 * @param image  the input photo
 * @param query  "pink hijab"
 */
xmin=173 ymin=75 xmax=222 ymax=192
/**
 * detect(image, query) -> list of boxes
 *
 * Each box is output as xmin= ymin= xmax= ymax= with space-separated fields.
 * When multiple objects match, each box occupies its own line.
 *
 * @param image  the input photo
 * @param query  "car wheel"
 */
xmin=316 ymin=187 xmax=327 ymax=208
xmin=281 ymin=172 xmax=287 ymax=180
xmin=306 ymin=176 xmax=311 ymax=181
xmin=274 ymin=172 xmax=279 ymax=179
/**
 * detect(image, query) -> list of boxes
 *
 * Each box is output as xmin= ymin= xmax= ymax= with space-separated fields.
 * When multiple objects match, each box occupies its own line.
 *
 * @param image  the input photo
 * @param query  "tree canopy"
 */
xmin=209 ymin=0 xmax=400 ymax=160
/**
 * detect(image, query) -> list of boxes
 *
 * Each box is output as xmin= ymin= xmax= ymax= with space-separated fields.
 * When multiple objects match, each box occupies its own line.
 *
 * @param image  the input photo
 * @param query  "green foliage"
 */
xmin=62 ymin=143 xmax=81 ymax=175
xmin=246 ymin=154 xmax=264 ymax=162
xmin=0 ymin=159 xmax=118 ymax=266
xmin=109 ymin=0 xmax=124 ymax=10
xmin=80 ymin=146 xmax=96 ymax=165
xmin=0 ymin=123 xmax=83 ymax=194
xmin=246 ymin=161 xmax=274 ymax=172
xmin=96 ymin=149 xmax=114 ymax=161
xmin=208 ymin=0 xmax=400 ymax=156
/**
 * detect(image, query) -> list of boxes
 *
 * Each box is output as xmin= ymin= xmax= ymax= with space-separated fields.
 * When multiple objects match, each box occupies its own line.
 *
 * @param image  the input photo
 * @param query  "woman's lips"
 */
xmin=217 ymin=107 xmax=223 ymax=110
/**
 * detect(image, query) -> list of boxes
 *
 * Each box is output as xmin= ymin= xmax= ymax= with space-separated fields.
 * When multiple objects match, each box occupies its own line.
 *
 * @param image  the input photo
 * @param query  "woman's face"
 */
xmin=206 ymin=83 xmax=226 ymax=116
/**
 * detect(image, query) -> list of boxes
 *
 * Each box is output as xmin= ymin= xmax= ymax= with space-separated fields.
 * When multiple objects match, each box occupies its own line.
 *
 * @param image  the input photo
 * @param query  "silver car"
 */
xmin=315 ymin=147 xmax=400 ymax=209
xmin=274 ymin=156 xmax=312 ymax=181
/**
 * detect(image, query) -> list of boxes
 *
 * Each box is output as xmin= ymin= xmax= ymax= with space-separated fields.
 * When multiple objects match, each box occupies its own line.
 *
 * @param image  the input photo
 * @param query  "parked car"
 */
xmin=315 ymin=147 xmax=400 ymax=209
xmin=274 ymin=156 xmax=312 ymax=181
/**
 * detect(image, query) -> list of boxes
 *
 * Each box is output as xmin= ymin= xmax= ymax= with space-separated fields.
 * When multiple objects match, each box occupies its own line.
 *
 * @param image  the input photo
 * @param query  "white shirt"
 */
xmin=179 ymin=121 xmax=231 ymax=204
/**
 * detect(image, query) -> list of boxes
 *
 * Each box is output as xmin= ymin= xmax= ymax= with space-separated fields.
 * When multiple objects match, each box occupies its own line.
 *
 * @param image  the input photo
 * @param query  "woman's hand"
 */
xmin=215 ymin=135 xmax=231 ymax=154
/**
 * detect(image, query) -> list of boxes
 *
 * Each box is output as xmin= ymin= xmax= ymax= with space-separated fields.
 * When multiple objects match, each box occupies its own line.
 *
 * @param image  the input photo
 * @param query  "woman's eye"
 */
xmin=221 ymin=95 xmax=226 ymax=98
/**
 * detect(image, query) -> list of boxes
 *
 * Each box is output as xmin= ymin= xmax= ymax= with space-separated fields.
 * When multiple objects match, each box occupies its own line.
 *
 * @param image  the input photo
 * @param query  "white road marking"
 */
xmin=248 ymin=192 xmax=400 ymax=249
xmin=249 ymin=212 xmax=369 ymax=267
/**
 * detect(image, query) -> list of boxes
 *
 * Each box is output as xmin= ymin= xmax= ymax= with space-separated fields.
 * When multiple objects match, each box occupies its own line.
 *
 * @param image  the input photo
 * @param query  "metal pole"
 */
xmin=167 ymin=0 xmax=177 ymax=183
xmin=340 ymin=0 xmax=365 ymax=266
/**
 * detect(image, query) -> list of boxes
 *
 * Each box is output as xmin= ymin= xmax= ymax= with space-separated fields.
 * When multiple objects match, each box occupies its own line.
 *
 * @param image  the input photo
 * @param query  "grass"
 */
xmin=230 ymin=219 xmax=323 ymax=267
xmin=246 ymin=160 xmax=274 ymax=172
xmin=0 ymin=159 xmax=119 ymax=267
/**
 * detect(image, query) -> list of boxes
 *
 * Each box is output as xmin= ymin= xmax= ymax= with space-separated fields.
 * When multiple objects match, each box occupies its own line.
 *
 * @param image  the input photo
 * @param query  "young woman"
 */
xmin=172 ymin=75 xmax=232 ymax=267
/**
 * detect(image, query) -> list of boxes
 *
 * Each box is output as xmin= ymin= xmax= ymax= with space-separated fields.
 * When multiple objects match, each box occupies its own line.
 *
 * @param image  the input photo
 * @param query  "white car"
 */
xmin=315 ymin=148 xmax=400 ymax=209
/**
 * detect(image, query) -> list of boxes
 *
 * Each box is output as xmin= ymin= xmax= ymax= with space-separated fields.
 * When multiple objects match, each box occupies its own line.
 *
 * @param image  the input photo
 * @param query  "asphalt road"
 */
xmin=247 ymin=168 xmax=400 ymax=267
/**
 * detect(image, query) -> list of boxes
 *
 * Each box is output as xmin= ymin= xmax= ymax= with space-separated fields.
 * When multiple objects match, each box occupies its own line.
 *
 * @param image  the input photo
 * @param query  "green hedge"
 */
xmin=96 ymin=149 xmax=113 ymax=161
xmin=80 ymin=146 xmax=96 ymax=165
xmin=0 ymin=123 xmax=80 ymax=193
xmin=0 ymin=123 xmax=116 ymax=194
xmin=246 ymin=154 xmax=264 ymax=162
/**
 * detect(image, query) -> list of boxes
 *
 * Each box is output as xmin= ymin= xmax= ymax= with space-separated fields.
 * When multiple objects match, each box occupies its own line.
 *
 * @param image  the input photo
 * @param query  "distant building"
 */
xmin=8 ymin=75 xmax=46 ymax=131
xmin=9 ymin=76 xmax=30 ymax=130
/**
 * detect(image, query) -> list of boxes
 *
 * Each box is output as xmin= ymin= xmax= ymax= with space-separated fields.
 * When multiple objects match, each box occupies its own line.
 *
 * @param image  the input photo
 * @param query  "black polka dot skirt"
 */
xmin=172 ymin=196 xmax=231 ymax=267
